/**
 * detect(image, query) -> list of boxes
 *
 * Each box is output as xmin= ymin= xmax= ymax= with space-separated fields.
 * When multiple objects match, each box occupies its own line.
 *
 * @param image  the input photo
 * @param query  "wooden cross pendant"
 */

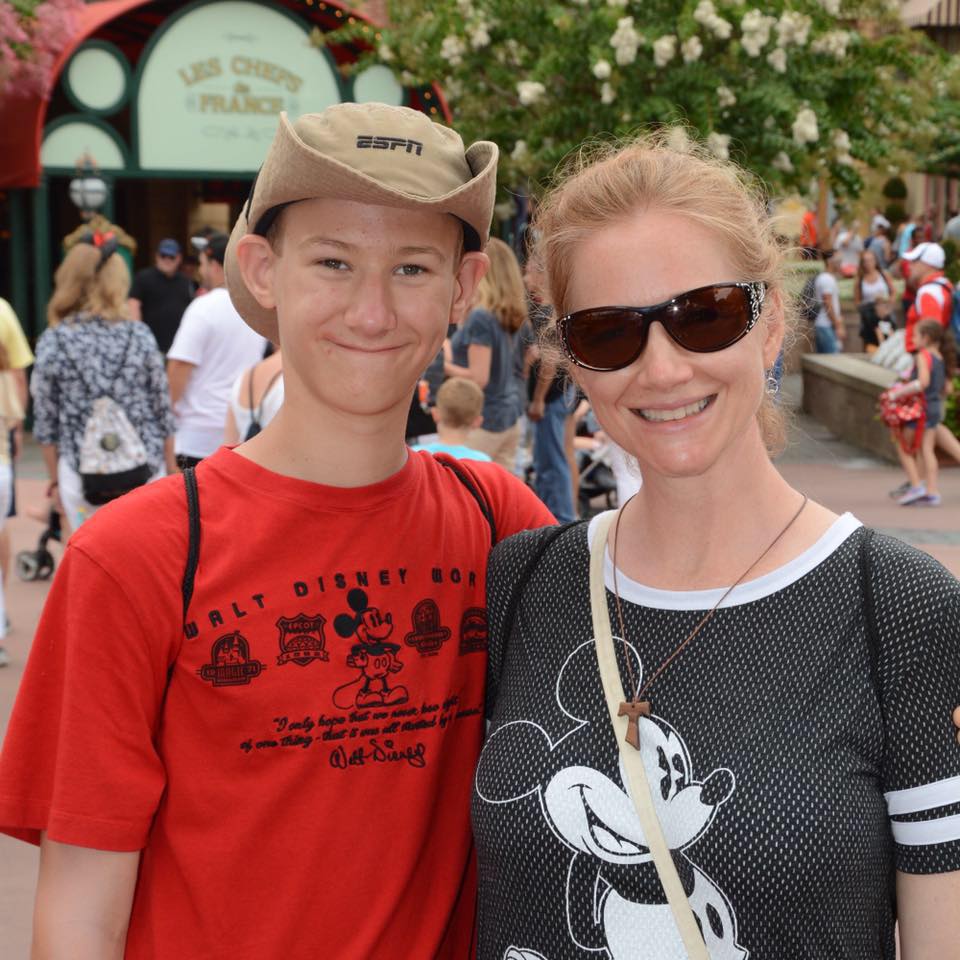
xmin=618 ymin=699 xmax=651 ymax=750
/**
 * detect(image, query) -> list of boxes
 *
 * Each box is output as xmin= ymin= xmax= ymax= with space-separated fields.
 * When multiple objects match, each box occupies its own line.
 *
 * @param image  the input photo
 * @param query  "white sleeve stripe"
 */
xmin=885 ymin=775 xmax=960 ymax=815
xmin=890 ymin=812 xmax=960 ymax=847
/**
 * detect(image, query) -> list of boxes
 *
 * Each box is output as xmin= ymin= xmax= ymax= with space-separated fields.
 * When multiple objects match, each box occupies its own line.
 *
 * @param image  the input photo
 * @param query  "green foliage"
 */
xmin=881 ymin=176 xmax=907 ymax=200
xmin=883 ymin=202 xmax=907 ymax=226
xmin=944 ymin=377 xmax=960 ymax=440
xmin=318 ymin=0 xmax=938 ymax=207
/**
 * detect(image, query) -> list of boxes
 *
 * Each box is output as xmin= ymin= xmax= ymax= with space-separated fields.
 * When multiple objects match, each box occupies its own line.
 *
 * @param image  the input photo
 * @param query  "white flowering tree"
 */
xmin=323 ymin=0 xmax=939 ymax=208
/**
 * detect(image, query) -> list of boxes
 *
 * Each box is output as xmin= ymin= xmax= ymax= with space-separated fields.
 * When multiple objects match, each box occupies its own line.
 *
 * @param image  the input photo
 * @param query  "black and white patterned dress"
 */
xmin=31 ymin=315 xmax=174 ymax=473
xmin=473 ymin=514 xmax=960 ymax=960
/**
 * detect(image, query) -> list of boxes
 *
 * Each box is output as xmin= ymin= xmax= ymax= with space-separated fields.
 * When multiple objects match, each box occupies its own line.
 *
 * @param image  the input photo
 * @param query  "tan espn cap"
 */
xmin=224 ymin=102 xmax=499 ymax=340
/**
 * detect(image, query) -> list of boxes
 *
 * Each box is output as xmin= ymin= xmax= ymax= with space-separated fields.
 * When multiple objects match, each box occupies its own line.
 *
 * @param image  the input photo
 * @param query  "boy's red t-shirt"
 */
xmin=0 ymin=448 xmax=553 ymax=959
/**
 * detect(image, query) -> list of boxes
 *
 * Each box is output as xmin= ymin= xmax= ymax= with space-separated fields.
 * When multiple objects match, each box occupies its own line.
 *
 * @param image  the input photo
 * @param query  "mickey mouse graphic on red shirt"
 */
xmin=333 ymin=589 xmax=409 ymax=709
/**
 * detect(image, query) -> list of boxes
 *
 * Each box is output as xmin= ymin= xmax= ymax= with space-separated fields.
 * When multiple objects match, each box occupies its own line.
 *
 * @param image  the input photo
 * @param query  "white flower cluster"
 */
xmin=601 ymin=82 xmax=616 ymax=104
xmin=610 ymin=16 xmax=641 ymax=66
xmin=378 ymin=43 xmax=394 ymax=62
xmin=717 ymin=85 xmax=737 ymax=107
xmin=607 ymin=0 xmax=630 ymax=6
xmin=775 ymin=11 xmax=811 ymax=48
xmin=740 ymin=10 xmax=775 ymax=57
xmin=682 ymin=36 xmax=704 ymax=63
xmin=653 ymin=34 xmax=677 ymax=67
xmin=819 ymin=0 xmax=841 ymax=14
xmin=440 ymin=34 xmax=467 ymax=66
xmin=767 ymin=47 xmax=787 ymax=73
xmin=811 ymin=30 xmax=852 ymax=59
xmin=511 ymin=140 xmax=528 ymax=161
xmin=443 ymin=76 xmax=464 ymax=101
xmin=693 ymin=1 xmax=733 ymax=39
xmin=494 ymin=198 xmax=517 ymax=221
xmin=468 ymin=21 xmax=492 ymax=50
xmin=517 ymin=80 xmax=547 ymax=106
xmin=497 ymin=38 xmax=524 ymax=67
xmin=707 ymin=131 xmax=731 ymax=160
xmin=772 ymin=151 xmax=794 ymax=172
xmin=456 ymin=0 xmax=474 ymax=13
xmin=832 ymin=129 xmax=854 ymax=166
xmin=792 ymin=107 xmax=819 ymax=145
xmin=592 ymin=59 xmax=612 ymax=79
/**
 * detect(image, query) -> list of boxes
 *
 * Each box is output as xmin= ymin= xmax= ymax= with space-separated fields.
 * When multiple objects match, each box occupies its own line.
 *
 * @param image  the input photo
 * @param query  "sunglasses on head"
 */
xmin=557 ymin=281 xmax=766 ymax=372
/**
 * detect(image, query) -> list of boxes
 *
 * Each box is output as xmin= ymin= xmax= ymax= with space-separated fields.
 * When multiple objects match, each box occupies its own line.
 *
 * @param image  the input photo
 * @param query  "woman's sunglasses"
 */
xmin=557 ymin=281 xmax=767 ymax=372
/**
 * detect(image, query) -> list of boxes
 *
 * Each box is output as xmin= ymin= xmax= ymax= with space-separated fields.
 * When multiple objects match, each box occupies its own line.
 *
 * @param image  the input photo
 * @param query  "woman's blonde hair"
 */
xmin=533 ymin=128 xmax=794 ymax=455
xmin=474 ymin=237 xmax=527 ymax=334
xmin=46 ymin=241 xmax=130 ymax=327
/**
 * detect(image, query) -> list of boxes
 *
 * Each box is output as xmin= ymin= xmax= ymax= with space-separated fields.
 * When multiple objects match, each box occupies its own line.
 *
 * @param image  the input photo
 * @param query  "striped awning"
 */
xmin=902 ymin=0 xmax=960 ymax=27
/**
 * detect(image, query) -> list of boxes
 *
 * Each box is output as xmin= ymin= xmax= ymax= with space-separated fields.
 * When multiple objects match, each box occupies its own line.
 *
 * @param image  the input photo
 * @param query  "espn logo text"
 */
xmin=356 ymin=135 xmax=424 ymax=156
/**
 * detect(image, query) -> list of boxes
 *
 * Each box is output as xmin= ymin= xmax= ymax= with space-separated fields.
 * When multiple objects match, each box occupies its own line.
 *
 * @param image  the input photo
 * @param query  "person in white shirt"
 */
xmin=166 ymin=232 xmax=266 ymax=466
xmin=813 ymin=249 xmax=845 ymax=354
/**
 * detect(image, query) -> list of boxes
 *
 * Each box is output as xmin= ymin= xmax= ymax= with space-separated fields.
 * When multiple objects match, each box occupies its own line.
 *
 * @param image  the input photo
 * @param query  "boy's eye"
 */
xmin=396 ymin=264 xmax=427 ymax=277
xmin=318 ymin=258 xmax=348 ymax=271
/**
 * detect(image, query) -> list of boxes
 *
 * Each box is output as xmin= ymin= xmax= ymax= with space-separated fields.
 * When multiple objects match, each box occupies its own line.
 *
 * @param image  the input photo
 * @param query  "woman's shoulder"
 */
xmin=863 ymin=528 xmax=960 ymax=621
xmin=489 ymin=521 xmax=586 ymax=584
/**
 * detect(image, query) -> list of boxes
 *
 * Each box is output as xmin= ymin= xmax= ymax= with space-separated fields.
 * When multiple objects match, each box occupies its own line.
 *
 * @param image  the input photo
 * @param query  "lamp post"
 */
xmin=69 ymin=153 xmax=110 ymax=219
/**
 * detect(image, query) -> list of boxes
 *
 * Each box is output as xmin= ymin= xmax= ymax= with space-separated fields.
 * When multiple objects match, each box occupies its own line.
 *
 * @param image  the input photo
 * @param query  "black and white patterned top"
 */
xmin=473 ymin=514 xmax=960 ymax=960
xmin=31 ymin=316 xmax=175 ymax=472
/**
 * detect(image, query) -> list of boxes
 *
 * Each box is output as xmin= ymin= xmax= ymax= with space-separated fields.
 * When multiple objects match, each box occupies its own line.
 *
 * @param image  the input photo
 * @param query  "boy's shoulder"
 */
xmin=69 ymin=470 xmax=191 ymax=572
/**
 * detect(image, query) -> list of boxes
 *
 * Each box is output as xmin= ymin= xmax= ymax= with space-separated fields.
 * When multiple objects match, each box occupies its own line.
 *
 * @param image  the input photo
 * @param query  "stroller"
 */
xmin=16 ymin=505 xmax=62 ymax=582
xmin=576 ymin=441 xmax=619 ymax=518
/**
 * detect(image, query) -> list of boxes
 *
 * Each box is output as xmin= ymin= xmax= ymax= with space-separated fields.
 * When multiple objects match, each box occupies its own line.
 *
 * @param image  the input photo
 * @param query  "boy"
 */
xmin=413 ymin=376 xmax=492 ymax=462
xmin=0 ymin=104 xmax=553 ymax=959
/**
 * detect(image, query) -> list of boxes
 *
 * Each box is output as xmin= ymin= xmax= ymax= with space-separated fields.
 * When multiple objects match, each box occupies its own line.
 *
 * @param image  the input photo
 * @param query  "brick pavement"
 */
xmin=2 ymin=409 xmax=958 ymax=954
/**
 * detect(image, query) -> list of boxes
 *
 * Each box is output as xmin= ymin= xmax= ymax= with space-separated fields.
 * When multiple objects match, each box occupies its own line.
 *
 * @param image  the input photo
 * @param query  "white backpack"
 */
xmin=66 ymin=325 xmax=153 ymax=505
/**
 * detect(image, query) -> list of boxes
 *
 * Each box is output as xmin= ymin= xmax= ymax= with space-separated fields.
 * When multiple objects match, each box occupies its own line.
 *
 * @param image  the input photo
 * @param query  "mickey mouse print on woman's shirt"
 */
xmin=474 ymin=514 xmax=960 ymax=960
xmin=476 ymin=640 xmax=746 ymax=960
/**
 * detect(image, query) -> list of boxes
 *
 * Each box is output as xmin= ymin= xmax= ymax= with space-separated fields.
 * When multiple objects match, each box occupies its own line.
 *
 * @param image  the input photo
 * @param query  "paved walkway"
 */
xmin=1 ymin=402 xmax=957 ymax=952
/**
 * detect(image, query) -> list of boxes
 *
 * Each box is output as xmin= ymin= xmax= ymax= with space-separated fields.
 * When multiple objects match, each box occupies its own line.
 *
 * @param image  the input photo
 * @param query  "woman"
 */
xmin=32 ymin=236 xmax=176 ymax=532
xmin=473 ymin=133 xmax=960 ymax=959
xmin=224 ymin=348 xmax=283 ymax=444
xmin=445 ymin=236 xmax=526 ymax=470
xmin=853 ymin=248 xmax=896 ymax=352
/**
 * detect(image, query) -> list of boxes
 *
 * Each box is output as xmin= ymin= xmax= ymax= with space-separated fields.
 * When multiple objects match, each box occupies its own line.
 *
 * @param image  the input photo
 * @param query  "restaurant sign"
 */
xmin=136 ymin=0 xmax=342 ymax=173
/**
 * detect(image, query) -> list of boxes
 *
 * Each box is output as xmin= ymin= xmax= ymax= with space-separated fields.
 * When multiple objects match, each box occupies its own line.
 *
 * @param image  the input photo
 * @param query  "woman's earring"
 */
xmin=765 ymin=371 xmax=780 ymax=397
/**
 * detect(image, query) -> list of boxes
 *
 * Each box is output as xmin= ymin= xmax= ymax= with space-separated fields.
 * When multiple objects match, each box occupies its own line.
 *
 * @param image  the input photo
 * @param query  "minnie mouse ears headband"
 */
xmin=80 ymin=230 xmax=119 ymax=271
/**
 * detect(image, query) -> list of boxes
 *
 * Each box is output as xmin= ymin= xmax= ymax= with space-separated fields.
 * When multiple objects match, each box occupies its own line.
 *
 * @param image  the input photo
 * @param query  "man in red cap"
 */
xmin=0 ymin=104 xmax=553 ymax=959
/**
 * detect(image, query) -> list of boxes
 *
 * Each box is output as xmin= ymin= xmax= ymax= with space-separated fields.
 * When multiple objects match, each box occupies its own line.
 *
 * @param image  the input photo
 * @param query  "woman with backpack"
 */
xmin=854 ymin=248 xmax=896 ymax=353
xmin=31 ymin=235 xmax=176 ymax=532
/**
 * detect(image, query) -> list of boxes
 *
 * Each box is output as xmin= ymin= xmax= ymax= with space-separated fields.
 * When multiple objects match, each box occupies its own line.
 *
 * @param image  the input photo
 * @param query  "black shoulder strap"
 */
xmin=161 ymin=467 xmax=201 ymax=703
xmin=436 ymin=455 xmax=497 ymax=547
xmin=503 ymin=521 xmax=584 ymax=639
xmin=858 ymin=527 xmax=883 ymax=708
xmin=182 ymin=467 xmax=201 ymax=624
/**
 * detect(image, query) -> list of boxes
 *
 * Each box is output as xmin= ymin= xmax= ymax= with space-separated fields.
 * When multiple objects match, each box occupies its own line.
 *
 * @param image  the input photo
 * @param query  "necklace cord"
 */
xmin=611 ymin=493 xmax=809 ymax=701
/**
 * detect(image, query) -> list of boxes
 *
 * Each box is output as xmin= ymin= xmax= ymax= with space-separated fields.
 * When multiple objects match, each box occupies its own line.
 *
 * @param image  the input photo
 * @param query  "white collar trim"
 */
xmin=586 ymin=511 xmax=862 ymax=611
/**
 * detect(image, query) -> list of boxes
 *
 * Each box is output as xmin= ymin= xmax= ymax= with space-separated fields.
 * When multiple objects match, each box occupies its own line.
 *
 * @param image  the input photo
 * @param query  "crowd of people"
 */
xmin=0 ymin=100 xmax=957 ymax=960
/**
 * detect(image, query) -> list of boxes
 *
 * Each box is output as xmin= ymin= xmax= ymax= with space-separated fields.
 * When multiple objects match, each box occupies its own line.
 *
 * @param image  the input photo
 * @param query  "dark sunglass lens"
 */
xmin=567 ymin=308 xmax=643 ymax=369
xmin=667 ymin=285 xmax=749 ymax=351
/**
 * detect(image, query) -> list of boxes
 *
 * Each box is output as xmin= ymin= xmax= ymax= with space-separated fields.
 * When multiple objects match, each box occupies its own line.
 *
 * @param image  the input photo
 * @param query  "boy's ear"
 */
xmin=235 ymin=235 xmax=278 ymax=310
xmin=472 ymin=414 xmax=483 ymax=429
xmin=430 ymin=407 xmax=440 ymax=425
xmin=451 ymin=251 xmax=489 ymax=324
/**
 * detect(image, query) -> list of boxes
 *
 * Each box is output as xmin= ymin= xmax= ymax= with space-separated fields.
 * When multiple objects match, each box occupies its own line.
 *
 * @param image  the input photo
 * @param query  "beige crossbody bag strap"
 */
xmin=590 ymin=510 xmax=709 ymax=960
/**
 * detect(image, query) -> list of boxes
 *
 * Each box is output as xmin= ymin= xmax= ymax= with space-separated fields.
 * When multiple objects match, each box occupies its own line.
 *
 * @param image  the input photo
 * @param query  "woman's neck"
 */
xmin=611 ymin=439 xmax=837 ymax=590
